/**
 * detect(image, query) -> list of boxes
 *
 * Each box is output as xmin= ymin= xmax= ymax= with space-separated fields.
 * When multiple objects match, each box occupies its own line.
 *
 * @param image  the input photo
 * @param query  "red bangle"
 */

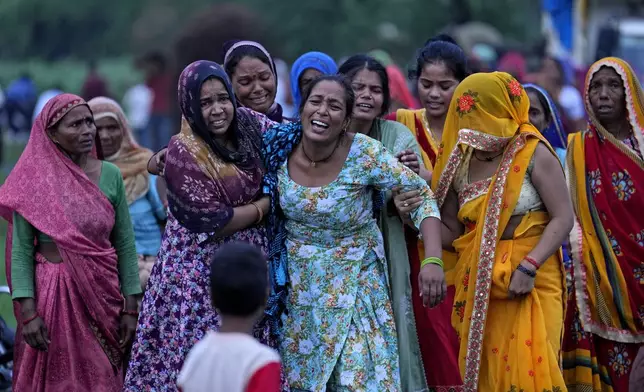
xmin=524 ymin=256 xmax=540 ymax=269
xmin=22 ymin=313 xmax=39 ymax=326
xmin=121 ymin=309 xmax=138 ymax=317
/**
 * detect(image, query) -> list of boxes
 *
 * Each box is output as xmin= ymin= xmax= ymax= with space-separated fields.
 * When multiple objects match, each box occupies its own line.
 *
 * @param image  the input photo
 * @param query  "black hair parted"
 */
xmin=410 ymin=34 xmax=470 ymax=82
xmin=210 ymin=242 xmax=268 ymax=317
xmin=298 ymin=74 xmax=356 ymax=121
xmin=338 ymin=54 xmax=390 ymax=117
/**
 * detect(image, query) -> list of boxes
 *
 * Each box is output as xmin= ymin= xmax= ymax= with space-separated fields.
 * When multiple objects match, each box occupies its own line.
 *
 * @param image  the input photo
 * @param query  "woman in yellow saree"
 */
xmin=431 ymin=72 xmax=573 ymax=391
xmin=562 ymin=57 xmax=644 ymax=392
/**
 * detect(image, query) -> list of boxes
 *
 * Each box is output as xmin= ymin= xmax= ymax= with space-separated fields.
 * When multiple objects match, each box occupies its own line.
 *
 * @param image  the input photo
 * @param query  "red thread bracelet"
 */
xmin=22 ymin=313 xmax=39 ymax=326
xmin=524 ymin=256 xmax=540 ymax=270
xmin=121 ymin=309 xmax=138 ymax=317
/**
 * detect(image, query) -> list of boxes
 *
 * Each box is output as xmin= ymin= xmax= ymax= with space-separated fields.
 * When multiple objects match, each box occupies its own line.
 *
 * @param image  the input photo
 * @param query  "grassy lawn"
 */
xmin=0 ymin=139 xmax=28 ymax=328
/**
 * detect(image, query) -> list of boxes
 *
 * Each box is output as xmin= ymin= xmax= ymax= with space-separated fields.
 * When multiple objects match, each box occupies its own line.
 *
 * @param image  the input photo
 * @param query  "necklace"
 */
xmin=301 ymin=136 xmax=342 ymax=167
xmin=473 ymin=150 xmax=503 ymax=162
xmin=421 ymin=111 xmax=440 ymax=142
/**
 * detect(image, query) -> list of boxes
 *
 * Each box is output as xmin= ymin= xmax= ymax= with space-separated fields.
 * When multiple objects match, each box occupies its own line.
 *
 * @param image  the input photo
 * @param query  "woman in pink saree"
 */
xmin=0 ymin=93 xmax=141 ymax=391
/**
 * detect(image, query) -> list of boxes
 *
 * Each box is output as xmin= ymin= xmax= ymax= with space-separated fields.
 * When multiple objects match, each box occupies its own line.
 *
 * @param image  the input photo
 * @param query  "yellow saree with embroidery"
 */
xmin=431 ymin=72 xmax=567 ymax=392
xmin=562 ymin=57 xmax=644 ymax=392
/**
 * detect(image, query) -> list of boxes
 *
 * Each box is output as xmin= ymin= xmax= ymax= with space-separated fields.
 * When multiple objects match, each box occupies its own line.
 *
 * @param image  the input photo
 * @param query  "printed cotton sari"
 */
xmin=431 ymin=72 xmax=567 ymax=392
xmin=562 ymin=57 xmax=644 ymax=392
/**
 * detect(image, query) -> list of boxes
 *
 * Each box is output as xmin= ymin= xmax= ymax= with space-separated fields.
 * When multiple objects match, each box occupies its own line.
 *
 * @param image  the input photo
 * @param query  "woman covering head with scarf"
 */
xmin=223 ymin=40 xmax=292 ymax=123
xmin=0 ymin=94 xmax=141 ymax=391
xmin=88 ymin=97 xmax=166 ymax=292
xmin=124 ymin=61 xmax=286 ymax=391
xmin=289 ymin=51 xmax=337 ymax=110
xmin=562 ymin=57 xmax=644 ymax=392
xmin=145 ymin=40 xmax=293 ymax=175
xmin=430 ymin=72 xmax=572 ymax=391
xmin=524 ymin=83 xmax=567 ymax=163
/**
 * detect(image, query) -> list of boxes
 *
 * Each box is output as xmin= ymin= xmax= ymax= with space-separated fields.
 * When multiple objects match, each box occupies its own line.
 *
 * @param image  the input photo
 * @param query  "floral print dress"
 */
xmin=277 ymin=133 xmax=440 ymax=392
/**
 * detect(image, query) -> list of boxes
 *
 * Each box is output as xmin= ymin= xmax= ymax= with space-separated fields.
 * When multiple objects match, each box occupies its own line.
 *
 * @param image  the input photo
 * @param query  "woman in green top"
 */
xmin=0 ymin=93 xmax=141 ymax=391
xmin=338 ymin=54 xmax=433 ymax=391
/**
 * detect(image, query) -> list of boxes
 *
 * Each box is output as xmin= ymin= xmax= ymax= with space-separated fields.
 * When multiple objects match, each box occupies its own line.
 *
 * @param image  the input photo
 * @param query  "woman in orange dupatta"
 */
xmin=386 ymin=35 xmax=469 ymax=390
xmin=562 ymin=57 xmax=644 ymax=392
xmin=431 ymin=72 xmax=573 ymax=391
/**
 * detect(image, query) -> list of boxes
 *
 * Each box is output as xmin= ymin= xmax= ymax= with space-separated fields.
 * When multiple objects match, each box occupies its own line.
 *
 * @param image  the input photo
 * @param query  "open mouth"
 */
xmin=597 ymin=105 xmax=612 ymax=113
xmin=311 ymin=119 xmax=329 ymax=131
xmin=356 ymin=103 xmax=373 ymax=110
xmin=211 ymin=119 xmax=227 ymax=127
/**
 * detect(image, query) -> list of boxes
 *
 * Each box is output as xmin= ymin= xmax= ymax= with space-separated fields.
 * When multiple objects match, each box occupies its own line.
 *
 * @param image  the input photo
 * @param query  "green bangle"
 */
xmin=421 ymin=257 xmax=443 ymax=269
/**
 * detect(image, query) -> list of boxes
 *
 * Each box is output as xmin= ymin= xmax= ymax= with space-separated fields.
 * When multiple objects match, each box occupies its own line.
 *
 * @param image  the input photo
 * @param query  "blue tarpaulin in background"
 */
xmin=543 ymin=0 xmax=574 ymax=52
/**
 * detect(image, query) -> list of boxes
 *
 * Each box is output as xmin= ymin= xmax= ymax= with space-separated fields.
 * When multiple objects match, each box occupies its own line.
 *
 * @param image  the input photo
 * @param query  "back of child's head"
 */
xmin=210 ymin=242 xmax=268 ymax=317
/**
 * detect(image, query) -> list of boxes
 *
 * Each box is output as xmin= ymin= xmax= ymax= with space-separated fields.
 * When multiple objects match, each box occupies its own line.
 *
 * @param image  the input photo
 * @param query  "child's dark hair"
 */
xmin=524 ymin=86 xmax=553 ymax=125
xmin=410 ymin=34 xmax=469 ymax=82
xmin=298 ymin=74 xmax=355 ymax=119
xmin=223 ymin=40 xmax=274 ymax=78
xmin=210 ymin=242 xmax=268 ymax=316
xmin=338 ymin=54 xmax=390 ymax=117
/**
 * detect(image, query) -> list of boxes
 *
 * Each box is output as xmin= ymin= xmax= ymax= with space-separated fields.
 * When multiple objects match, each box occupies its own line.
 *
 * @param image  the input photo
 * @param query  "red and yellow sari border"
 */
xmin=566 ymin=161 xmax=644 ymax=344
xmin=462 ymin=134 xmax=528 ymax=391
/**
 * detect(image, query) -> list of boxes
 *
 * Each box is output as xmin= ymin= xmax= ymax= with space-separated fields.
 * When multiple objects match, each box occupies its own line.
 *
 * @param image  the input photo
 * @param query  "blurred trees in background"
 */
xmin=0 ymin=0 xmax=540 ymax=62
xmin=0 ymin=0 xmax=541 ymax=97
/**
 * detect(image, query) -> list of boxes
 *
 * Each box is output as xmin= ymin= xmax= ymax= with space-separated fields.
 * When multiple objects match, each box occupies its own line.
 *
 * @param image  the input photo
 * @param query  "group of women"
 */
xmin=0 ymin=32 xmax=641 ymax=392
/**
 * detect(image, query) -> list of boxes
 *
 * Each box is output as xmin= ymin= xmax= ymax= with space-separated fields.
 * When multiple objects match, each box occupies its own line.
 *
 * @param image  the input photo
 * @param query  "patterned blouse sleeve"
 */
xmin=239 ymin=107 xmax=279 ymax=133
xmin=363 ymin=136 xmax=440 ymax=229
xmin=165 ymin=138 xmax=233 ymax=233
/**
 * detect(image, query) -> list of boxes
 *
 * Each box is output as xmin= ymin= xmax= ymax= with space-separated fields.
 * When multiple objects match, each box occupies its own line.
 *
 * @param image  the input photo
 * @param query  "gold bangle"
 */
xmin=421 ymin=256 xmax=443 ymax=269
xmin=251 ymin=202 xmax=263 ymax=224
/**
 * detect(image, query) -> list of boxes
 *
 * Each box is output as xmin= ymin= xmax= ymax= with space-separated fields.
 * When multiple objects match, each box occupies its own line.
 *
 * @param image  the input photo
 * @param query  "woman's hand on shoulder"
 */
xmin=395 ymin=149 xmax=420 ymax=174
xmin=393 ymin=187 xmax=422 ymax=224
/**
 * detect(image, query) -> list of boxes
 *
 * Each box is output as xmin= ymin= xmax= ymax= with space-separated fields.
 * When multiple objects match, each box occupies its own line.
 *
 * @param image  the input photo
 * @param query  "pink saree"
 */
xmin=0 ymin=94 xmax=125 ymax=391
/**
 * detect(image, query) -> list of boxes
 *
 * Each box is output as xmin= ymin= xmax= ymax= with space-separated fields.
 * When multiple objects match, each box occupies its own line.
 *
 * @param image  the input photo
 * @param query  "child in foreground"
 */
xmin=177 ymin=242 xmax=281 ymax=392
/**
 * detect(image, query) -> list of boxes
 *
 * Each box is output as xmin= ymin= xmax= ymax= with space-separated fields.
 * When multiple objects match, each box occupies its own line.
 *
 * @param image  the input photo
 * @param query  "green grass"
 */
xmin=0 ymin=140 xmax=28 ymax=328
xmin=0 ymin=58 xmax=144 ymax=100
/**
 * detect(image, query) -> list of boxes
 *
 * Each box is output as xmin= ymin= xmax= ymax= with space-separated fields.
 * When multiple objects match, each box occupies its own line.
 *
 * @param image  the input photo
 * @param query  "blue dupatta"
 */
xmin=261 ymin=122 xmax=384 ymax=336
xmin=524 ymin=83 xmax=567 ymax=150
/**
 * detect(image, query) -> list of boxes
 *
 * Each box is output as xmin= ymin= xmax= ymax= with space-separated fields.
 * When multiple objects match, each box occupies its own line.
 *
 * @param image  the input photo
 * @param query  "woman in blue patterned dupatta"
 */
xmin=263 ymin=74 xmax=445 ymax=391
xmin=524 ymin=83 xmax=567 ymax=164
